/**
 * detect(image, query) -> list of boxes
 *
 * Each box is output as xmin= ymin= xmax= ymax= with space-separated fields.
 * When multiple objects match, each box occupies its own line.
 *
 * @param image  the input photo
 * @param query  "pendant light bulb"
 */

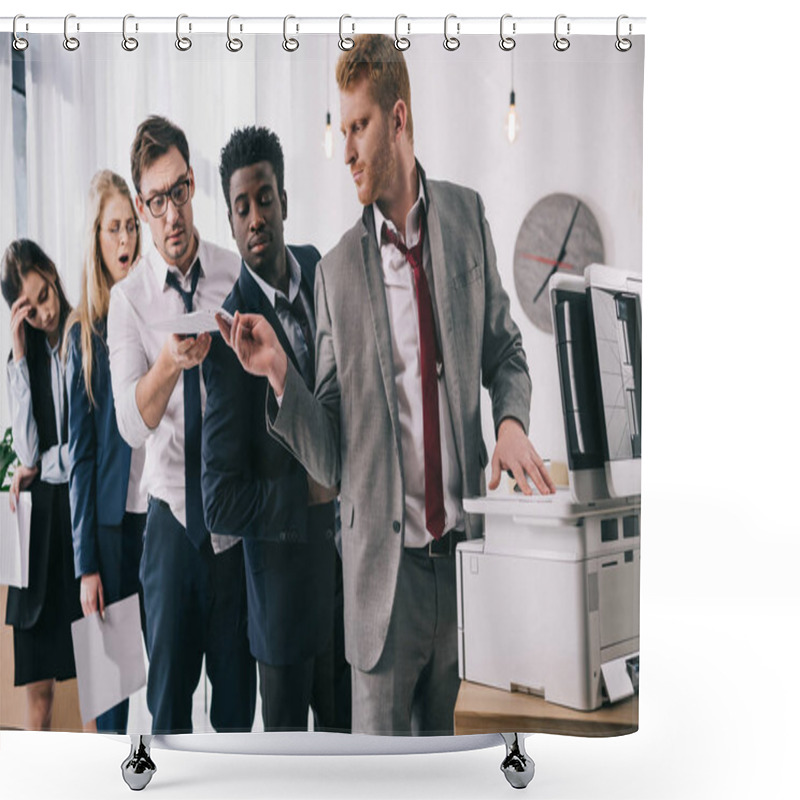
xmin=324 ymin=111 xmax=334 ymax=159
xmin=506 ymin=90 xmax=519 ymax=144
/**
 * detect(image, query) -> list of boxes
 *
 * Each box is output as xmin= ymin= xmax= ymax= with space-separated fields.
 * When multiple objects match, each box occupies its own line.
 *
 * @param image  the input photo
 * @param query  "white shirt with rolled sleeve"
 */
xmin=107 ymin=232 xmax=239 ymax=543
xmin=6 ymin=336 xmax=69 ymax=483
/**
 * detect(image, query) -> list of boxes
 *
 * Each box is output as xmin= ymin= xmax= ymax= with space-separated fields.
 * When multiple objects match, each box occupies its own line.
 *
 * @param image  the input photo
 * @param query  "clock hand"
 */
xmin=532 ymin=199 xmax=582 ymax=304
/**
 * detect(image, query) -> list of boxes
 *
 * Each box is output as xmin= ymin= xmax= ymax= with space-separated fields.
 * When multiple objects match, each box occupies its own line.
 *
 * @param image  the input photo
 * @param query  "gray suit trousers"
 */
xmin=351 ymin=546 xmax=459 ymax=736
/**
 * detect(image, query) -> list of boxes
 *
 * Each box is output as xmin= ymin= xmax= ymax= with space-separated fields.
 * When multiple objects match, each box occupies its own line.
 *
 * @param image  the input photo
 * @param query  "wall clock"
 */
xmin=513 ymin=193 xmax=605 ymax=333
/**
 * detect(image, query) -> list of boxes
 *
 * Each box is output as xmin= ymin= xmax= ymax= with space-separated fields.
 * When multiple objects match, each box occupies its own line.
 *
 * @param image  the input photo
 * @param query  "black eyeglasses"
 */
xmin=142 ymin=175 xmax=191 ymax=219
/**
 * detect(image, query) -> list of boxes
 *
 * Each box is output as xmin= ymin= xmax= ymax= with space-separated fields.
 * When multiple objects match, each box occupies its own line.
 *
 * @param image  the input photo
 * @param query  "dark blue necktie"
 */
xmin=275 ymin=290 xmax=315 ymax=389
xmin=165 ymin=262 xmax=207 ymax=550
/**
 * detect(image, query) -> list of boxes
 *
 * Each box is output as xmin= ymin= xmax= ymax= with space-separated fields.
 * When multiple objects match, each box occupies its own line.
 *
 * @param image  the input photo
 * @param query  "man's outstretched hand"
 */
xmin=217 ymin=311 xmax=289 ymax=395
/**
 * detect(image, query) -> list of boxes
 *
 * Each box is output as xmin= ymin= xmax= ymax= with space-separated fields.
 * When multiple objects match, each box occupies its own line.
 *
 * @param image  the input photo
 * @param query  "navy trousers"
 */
xmin=140 ymin=498 xmax=256 ymax=733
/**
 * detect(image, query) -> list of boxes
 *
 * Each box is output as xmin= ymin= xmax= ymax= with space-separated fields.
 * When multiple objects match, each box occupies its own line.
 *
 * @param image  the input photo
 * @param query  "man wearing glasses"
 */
xmin=108 ymin=115 xmax=255 ymax=733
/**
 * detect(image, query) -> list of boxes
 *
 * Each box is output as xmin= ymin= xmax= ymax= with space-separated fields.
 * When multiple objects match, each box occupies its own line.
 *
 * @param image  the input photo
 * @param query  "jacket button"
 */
xmin=392 ymin=520 xmax=401 ymax=533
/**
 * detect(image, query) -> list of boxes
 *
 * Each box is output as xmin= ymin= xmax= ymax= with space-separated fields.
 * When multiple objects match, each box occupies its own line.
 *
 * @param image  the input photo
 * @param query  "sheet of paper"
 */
xmin=70 ymin=593 xmax=146 ymax=724
xmin=0 ymin=491 xmax=31 ymax=588
xmin=150 ymin=308 xmax=231 ymax=334
xmin=601 ymin=658 xmax=635 ymax=704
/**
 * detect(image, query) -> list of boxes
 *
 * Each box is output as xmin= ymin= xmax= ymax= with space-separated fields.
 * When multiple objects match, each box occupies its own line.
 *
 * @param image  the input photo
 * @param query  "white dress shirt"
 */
xmin=107 ymin=233 xmax=239 ymax=535
xmin=126 ymin=443 xmax=147 ymax=513
xmin=373 ymin=182 xmax=464 ymax=548
xmin=6 ymin=336 xmax=69 ymax=484
xmin=246 ymin=248 xmax=315 ymax=383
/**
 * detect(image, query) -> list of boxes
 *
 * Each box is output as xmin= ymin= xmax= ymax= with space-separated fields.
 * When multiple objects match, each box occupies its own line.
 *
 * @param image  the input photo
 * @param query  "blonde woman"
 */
xmin=2 ymin=239 xmax=80 ymax=731
xmin=65 ymin=170 xmax=147 ymax=733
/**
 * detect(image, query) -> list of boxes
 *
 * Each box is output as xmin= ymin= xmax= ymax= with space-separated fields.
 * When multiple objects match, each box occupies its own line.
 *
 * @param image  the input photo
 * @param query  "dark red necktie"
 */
xmin=382 ymin=219 xmax=445 ymax=540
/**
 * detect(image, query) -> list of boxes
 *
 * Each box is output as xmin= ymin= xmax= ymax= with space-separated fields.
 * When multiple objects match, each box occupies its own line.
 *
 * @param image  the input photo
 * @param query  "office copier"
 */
xmin=458 ymin=264 xmax=641 ymax=712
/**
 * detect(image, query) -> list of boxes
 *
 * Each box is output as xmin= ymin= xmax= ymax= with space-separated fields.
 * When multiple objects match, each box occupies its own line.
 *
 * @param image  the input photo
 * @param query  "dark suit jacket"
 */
xmin=66 ymin=320 xmax=134 ymax=577
xmin=202 ymin=246 xmax=336 ymax=666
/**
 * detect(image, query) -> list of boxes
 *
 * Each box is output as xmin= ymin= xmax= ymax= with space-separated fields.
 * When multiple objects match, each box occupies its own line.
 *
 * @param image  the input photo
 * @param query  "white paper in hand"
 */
xmin=0 ymin=491 xmax=31 ymax=588
xmin=150 ymin=308 xmax=232 ymax=335
xmin=71 ymin=594 xmax=147 ymax=724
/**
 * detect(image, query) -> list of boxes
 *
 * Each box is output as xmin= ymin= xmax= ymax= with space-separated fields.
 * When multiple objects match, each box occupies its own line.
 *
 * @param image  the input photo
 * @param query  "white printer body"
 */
xmin=458 ymin=265 xmax=642 ymax=712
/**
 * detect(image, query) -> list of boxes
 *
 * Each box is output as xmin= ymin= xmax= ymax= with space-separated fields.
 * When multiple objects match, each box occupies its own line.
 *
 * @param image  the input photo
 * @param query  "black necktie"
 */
xmin=165 ymin=262 xmax=207 ymax=550
xmin=275 ymin=290 xmax=315 ymax=389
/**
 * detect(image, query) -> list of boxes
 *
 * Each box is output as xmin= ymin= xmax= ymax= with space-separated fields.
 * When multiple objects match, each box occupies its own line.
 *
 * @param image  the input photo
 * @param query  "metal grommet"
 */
xmin=500 ymin=13 xmax=516 ymax=51
xmin=338 ymin=14 xmax=354 ymax=51
xmin=63 ymin=13 xmax=80 ymax=51
xmin=176 ymin=14 xmax=192 ymax=51
xmin=394 ymin=15 xmax=410 ymax=51
xmin=615 ymin=14 xmax=632 ymax=52
xmin=283 ymin=15 xmax=299 ymax=52
xmin=553 ymin=14 xmax=570 ymax=52
xmin=12 ymin=15 xmax=29 ymax=52
xmin=122 ymin=14 xmax=139 ymax=52
xmin=226 ymin=15 xmax=243 ymax=52
xmin=443 ymin=14 xmax=460 ymax=51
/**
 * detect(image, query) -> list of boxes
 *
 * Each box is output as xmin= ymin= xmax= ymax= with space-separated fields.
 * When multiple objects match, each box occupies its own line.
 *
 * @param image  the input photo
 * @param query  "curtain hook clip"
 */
xmin=500 ymin=14 xmax=516 ymax=51
xmin=12 ymin=15 xmax=29 ymax=52
xmin=615 ymin=15 xmax=632 ymax=52
xmin=63 ymin=13 xmax=80 ymax=52
xmin=338 ymin=15 xmax=354 ymax=51
xmin=227 ymin=15 xmax=243 ymax=52
xmin=394 ymin=15 xmax=410 ymax=51
xmin=283 ymin=15 xmax=299 ymax=52
xmin=444 ymin=14 xmax=460 ymax=51
xmin=122 ymin=14 xmax=139 ymax=52
xmin=554 ymin=14 xmax=570 ymax=51
xmin=176 ymin=14 xmax=192 ymax=51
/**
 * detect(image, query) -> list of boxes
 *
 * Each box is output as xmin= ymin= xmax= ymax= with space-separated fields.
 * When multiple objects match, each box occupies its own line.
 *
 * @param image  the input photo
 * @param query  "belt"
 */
xmin=426 ymin=528 xmax=467 ymax=558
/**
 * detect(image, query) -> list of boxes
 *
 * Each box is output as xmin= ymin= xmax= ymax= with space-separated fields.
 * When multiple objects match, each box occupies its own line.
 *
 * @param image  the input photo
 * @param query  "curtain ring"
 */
xmin=338 ymin=15 xmax=354 ymax=51
xmin=176 ymin=14 xmax=192 ymax=51
xmin=553 ymin=14 xmax=570 ymax=51
xmin=226 ymin=15 xmax=243 ymax=52
xmin=283 ymin=15 xmax=299 ymax=52
xmin=615 ymin=15 xmax=632 ymax=52
xmin=499 ymin=14 xmax=516 ymax=51
xmin=443 ymin=14 xmax=460 ymax=51
xmin=12 ymin=15 xmax=29 ymax=52
xmin=63 ymin=13 xmax=80 ymax=51
xmin=394 ymin=15 xmax=410 ymax=51
xmin=122 ymin=14 xmax=139 ymax=52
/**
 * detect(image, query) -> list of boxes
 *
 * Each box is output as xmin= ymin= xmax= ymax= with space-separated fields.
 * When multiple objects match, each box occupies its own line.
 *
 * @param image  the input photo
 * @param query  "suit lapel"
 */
xmin=359 ymin=208 xmax=403 ymax=456
xmin=422 ymin=175 xmax=467 ymax=465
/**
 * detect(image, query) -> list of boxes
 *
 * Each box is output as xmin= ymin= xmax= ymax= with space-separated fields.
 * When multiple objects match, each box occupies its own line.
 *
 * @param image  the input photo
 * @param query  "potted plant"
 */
xmin=0 ymin=427 xmax=18 ymax=491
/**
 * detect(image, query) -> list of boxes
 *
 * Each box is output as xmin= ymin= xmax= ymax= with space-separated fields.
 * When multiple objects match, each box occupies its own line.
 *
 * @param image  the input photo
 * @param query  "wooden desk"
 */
xmin=454 ymin=680 xmax=638 ymax=737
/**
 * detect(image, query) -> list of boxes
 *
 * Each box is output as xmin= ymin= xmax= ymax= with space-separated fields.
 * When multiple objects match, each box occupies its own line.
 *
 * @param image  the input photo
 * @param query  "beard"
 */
xmin=356 ymin=119 xmax=396 ymax=207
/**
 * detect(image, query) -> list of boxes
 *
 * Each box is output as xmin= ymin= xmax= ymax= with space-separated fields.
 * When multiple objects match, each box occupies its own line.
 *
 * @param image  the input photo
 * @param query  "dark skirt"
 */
xmin=13 ymin=482 xmax=80 ymax=686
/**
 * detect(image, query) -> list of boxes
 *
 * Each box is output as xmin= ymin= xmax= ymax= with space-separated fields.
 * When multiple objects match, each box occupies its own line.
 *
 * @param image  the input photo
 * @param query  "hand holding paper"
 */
xmin=8 ymin=463 xmax=37 ymax=512
xmin=218 ymin=311 xmax=289 ymax=392
xmin=71 ymin=594 xmax=147 ymax=725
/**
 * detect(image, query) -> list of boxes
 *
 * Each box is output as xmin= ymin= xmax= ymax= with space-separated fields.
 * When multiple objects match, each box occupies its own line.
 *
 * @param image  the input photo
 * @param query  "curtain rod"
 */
xmin=1 ymin=16 xmax=646 ymax=37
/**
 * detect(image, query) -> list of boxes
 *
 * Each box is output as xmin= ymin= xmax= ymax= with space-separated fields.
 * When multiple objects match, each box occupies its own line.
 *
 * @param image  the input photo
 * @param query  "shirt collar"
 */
xmin=244 ymin=247 xmax=302 ymax=308
xmin=149 ymin=229 xmax=204 ymax=291
xmin=373 ymin=173 xmax=427 ymax=249
xmin=46 ymin=336 xmax=62 ymax=358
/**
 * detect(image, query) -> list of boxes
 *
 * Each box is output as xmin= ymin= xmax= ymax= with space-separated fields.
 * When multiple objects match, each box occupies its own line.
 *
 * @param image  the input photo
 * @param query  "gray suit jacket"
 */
xmin=269 ymin=168 xmax=531 ymax=671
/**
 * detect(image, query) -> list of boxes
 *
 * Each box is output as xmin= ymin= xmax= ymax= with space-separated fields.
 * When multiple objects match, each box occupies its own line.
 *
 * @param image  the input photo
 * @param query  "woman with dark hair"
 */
xmin=2 ymin=238 xmax=81 ymax=730
xmin=65 ymin=170 xmax=147 ymax=734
